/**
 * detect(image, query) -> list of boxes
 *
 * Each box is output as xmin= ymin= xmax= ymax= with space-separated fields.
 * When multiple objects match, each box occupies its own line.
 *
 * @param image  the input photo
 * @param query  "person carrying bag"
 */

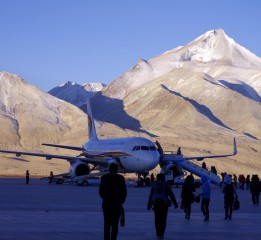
xmin=147 ymin=173 xmax=178 ymax=240
xmin=234 ymin=197 xmax=240 ymax=210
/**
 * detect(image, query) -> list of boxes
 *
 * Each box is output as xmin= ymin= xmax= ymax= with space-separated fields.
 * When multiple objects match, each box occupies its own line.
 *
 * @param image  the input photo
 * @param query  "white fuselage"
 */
xmin=83 ymin=137 xmax=159 ymax=172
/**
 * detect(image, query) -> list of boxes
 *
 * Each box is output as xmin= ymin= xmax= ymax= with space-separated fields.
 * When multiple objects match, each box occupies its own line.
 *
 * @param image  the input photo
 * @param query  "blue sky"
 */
xmin=0 ymin=0 xmax=260 ymax=91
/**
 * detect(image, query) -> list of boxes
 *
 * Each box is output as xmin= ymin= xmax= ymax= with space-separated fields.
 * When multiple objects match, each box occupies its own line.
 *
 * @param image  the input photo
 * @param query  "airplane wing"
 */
xmin=75 ymin=168 xmax=127 ymax=180
xmin=183 ymin=137 xmax=237 ymax=161
xmin=0 ymin=149 xmax=109 ymax=166
xmin=40 ymin=172 xmax=70 ymax=181
xmin=42 ymin=143 xmax=84 ymax=151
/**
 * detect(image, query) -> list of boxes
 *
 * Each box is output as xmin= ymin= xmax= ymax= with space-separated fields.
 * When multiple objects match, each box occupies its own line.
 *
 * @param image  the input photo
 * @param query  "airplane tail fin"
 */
xmin=86 ymin=100 xmax=98 ymax=140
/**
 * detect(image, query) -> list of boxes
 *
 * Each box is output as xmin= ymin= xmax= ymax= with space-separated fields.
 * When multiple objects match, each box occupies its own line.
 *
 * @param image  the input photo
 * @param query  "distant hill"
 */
xmin=0 ymin=73 xmax=90 ymax=149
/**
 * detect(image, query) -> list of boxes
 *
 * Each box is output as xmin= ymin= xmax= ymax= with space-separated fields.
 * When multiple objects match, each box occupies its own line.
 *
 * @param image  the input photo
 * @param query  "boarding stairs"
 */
xmin=161 ymin=153 xmax=220 ymax=185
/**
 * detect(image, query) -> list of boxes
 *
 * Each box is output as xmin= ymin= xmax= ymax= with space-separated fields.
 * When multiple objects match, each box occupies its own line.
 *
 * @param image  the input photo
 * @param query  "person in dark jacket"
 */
xmin=99 ymin=163 xmax=127 ymax=240
xmin=181 ymin=175 xmax=195 ymax=220
xmin=250 ymin=174 xmax=260 ymax=206
xmin=26 ymin=170 xmax=30 ymax=184
xmin=177 ymin=147 xmax=182 ymax=155
xmin=147 ymin=173 xmax=178 ymax=240
xmin=222 ymin=174 xmax=238 ymax=220
xmin=246 ymin=174 xmax=250 ymax=190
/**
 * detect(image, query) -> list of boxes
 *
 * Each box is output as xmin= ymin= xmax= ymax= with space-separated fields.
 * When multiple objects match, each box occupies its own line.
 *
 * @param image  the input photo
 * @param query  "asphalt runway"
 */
xmin=0 ymin=178 xmax=260 ymax=240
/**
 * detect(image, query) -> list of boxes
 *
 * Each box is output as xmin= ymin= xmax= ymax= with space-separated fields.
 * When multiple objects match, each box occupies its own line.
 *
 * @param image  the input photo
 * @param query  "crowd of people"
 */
xmin=24 ymin=167 xmax=261 ymax=240
xmin=230 ymin=173 xmax=251 ymax=190
xmin=98 ymin=165 xmax=261 ymax=240
xmin=224 ymin=173 xmax=261 ymax=206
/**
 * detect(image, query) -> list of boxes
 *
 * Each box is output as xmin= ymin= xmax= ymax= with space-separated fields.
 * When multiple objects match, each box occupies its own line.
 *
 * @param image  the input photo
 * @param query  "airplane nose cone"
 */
xmin=147 ymin=152 xmax=160 ymax=170
xmin=121 ymin=150 xmax=160 ymax=172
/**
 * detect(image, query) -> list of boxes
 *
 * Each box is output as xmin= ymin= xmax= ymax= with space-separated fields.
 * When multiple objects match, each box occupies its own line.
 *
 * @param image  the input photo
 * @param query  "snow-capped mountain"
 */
xmin=90 ymin=29 xmax=261 ymax=175
xmin=48 ymin=81 xmax=106 ymax=107
xmin=102 ymin=29 xmax=261 ymax=100
xmin=92 ymin=29 xmax=261 ymax=137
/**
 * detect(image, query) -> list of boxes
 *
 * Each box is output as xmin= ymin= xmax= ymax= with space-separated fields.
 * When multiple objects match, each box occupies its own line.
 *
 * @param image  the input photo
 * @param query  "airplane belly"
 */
xmin=120 ymin=156 xmax=139 ymax=172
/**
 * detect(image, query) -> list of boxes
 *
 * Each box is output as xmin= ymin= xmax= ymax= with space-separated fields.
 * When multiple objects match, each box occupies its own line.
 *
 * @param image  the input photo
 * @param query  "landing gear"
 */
xmin=137 ymin=172 xmax=150 ymax=187
xmin=77 ymin=179 xmax=89 ymax=186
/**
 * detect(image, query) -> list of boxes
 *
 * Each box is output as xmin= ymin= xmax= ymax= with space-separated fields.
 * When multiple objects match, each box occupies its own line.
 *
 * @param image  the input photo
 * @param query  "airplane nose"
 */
xmin=149 ymin=152 xmax=160 ymax=170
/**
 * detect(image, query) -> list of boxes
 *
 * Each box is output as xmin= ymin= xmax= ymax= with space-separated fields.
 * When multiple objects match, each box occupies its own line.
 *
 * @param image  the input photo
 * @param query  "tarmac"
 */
xmin=0 ymin=178 xmax=260 ymax=240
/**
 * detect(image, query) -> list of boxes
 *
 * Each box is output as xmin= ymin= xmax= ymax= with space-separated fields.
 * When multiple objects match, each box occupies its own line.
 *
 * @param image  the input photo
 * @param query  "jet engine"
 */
xmin=69 ymin=162 xmax=90 ymax=178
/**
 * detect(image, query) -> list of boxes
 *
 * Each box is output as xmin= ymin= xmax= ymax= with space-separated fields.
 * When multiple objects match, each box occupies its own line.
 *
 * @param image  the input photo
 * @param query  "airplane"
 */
xmin=0 ymin=100 xmax=237 ymax=185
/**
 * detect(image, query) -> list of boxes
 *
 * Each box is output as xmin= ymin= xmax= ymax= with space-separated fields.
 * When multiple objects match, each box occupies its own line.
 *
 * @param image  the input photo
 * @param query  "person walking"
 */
xmin=241 ymin=174 xmax=246 ymax=190
xmin=177 ymin=147 xmax=182 ymax=155
xmin=26 ymin=170 xmax=30 ymax=184
xmin=181 ymin=175 xmax=195 ymax=220
xmin=99 ymin=163 xmax=127 ymax=240
xmin=199 ymin=176 xmax=211 ymax=221
xmin=147 ymin=173 xmax=178 ymax=240
xmin=222 ymin=174 xmax=238 ymax=220
xmin=250 ymin=174 xmax=260 ymax=206
xmin=202 ymin=162 xmax=207 ymax=169
xmin=233 ymin=174 xmax=238 ymax=189
xmin=150 ymin=173 xmax=155 ymax=186
xmin=246 ymin=175 xmax=250 ymax=190
xmin=49 ymin=171 xmax=54 ymax=184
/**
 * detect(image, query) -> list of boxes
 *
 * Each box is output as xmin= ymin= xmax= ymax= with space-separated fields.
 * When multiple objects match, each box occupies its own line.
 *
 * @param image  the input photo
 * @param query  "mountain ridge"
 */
xmin=100 ymin=29 xmax=261 ymax=101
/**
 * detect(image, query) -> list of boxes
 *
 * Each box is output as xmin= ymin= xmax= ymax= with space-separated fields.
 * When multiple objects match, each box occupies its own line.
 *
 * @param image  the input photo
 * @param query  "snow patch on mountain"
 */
xmin=48 ymin=81 xmax=106 ymax=107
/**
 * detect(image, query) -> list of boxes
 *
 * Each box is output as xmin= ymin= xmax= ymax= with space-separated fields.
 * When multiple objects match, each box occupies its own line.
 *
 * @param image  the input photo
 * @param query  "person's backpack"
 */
xmin=152 ymin=180 xmax=168 ymax=205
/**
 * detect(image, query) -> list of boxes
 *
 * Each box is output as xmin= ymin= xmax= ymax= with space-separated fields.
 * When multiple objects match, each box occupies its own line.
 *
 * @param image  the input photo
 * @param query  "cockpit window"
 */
xmin=132 ymin=146 xmax=156 ymax=151
xmin=141 ymin=146 xmax=149 ymax=150
xmin=132 ymin=146 xmax=137 ymax=151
